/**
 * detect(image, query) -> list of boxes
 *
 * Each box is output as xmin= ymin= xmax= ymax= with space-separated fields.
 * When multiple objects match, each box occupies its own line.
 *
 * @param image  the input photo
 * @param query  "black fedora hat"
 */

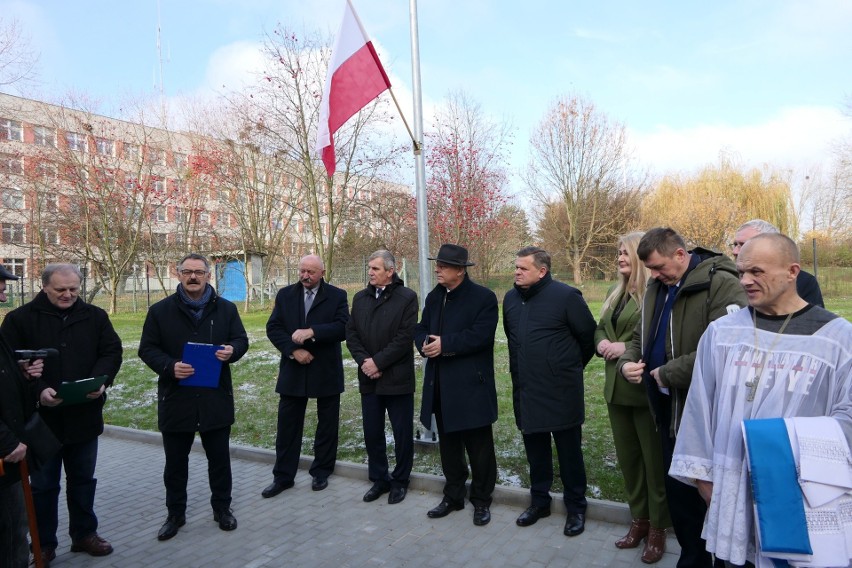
xmin=428 ymin=244 xmax=476 ymax=267
xmin=0 ymin=265 xmax=18 ymax=280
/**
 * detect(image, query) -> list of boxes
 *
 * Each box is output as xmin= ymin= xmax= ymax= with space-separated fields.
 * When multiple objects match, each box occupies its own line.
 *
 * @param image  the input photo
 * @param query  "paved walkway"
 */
xmin=44 ymin=427 xmax=680 ymax=567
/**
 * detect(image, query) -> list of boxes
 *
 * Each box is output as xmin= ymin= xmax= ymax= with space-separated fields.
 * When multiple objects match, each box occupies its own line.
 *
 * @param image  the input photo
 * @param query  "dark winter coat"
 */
xmin=1 ymin=292 xmax=122 ymax=444
xmin=503 ymin=273 xmax=597 ymax=434
xmin=617 ymin=248 xmax=747 ymax=436
xmin=346 ymin=274 xmax=418 ymax=396
xmin=138 ymin=287 xmax=248 ymax=433
xmin=267 ymin=279 xmax=348 ymax=398
xmin=0 ymin=336 xmax=39 ymax=487
xmin=415 ymin=274 xmax=498 ymax=434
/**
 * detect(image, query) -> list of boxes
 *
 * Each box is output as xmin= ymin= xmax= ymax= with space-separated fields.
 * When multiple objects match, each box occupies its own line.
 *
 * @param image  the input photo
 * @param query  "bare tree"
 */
xmin=0 ymin=17 xmax=38 ymax=90
xmin=524 ymin=95 xmax=646 ymax=284
xmin=221 ymin=26 xmax=403 ymax=280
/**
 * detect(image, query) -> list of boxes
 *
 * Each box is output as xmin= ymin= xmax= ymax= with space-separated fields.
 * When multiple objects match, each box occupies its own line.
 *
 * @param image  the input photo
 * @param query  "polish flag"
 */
xmin=316 ymin=0 xmax=391 ymax=177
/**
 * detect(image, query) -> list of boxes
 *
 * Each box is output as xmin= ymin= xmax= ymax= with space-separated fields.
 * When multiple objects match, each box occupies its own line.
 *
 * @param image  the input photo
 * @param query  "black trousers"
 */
xmin=433 ymin=395 xmax=496 ymax=507
xmin=361 ymin=392 xmax=414 ymax=488
xmin=273 ymin=394 xmax=340 ymax=482
xmin=522 ymin=426 xmax=588 ymax=514
xmin=657 ymin=395 xmax=713 ymax=568
xmin=162 ymin=426 xmax=232 ymax=515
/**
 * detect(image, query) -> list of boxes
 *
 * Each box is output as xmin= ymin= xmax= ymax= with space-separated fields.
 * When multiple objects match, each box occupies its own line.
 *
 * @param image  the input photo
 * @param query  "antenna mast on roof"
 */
xmin=155 ymin=0 xmax=169 ymax=124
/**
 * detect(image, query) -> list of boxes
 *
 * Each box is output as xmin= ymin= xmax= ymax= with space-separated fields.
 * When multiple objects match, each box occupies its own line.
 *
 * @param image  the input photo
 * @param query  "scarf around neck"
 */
xmin=177 ymin=283 xmax=213 ymax=320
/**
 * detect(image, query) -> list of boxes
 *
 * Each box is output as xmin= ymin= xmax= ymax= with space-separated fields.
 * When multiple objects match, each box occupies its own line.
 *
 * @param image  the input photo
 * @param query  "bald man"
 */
xmin=263 ymin=255 xmax=349 ymax=497
xmin=671 ymin=233 xmax=852 ymax=567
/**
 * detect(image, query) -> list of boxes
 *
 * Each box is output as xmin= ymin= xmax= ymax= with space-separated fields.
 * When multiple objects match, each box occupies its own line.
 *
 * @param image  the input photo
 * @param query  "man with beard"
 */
xmin=262 ymin=254 xmax=348 ymax=498
xmin=139 ymin=253 xmax=249 ymax=540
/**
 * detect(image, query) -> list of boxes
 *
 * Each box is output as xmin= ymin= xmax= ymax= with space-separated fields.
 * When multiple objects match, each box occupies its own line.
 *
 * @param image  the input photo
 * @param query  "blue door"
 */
xmin=217 ymin=260 xmax=246 ymax=301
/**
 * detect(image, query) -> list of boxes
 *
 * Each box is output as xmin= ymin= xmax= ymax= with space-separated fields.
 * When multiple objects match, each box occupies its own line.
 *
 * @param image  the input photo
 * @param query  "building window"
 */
xmin=95 ymin=138 xmax=114 ymax=157
xmin=148 ymin=148 xmax=165 ymax=166
xmin=199 ymin=212 xmax=210 ymax=225
xmin=1 ymin=188 xmax=23 ymax=209
xmin=66 ymin=131 xmax=87 ymax=152
xmin=173 ymin=152 xmax=187 ymax=171
xmin=124 ymin=143 xmax=140 ymax=162
xmin=151 ymin=206 xmax=167 ymax=222
xmin=152 ymin=179 xmax=165 ymax=194
xmin=3 ymin=258 xmax=25 ymax=278
xmin=39 ymin=228 xmax=60 ymax=245
xmin=0 ymin=119 xmax=23 ymax=142
xmin=33 ymin=126 xmax=56 ymax=148
xmin=1 ymin=223 xmax=25 ymax=243
xmin=35 ymin=161 xmax=57 ymax=179
xmin=42 ymin=194 xmax=58 ymax=211
xmin=0 ymin=153 xmax=23 ymax=175
xmin=152 ymin=233 xmax=168 ymax=247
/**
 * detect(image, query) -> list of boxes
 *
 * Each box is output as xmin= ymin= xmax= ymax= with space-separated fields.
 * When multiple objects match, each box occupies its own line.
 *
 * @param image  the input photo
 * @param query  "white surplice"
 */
xmin=670 ymin=308 xmax=852 ymax=566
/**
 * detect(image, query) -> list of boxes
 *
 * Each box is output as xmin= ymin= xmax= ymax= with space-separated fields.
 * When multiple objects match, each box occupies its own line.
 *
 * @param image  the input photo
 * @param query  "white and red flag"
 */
xmin=316 ymin=0 xmax=391 ymax=176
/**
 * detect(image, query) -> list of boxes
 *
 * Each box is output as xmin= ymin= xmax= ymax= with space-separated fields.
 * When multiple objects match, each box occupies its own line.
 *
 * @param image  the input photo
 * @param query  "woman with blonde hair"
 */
xmin=595 ymin=231 xmax=670 ymax=564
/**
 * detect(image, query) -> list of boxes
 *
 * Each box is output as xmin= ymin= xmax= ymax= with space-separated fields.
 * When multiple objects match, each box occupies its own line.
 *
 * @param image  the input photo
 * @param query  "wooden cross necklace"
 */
xmin=745 ymin=309 xmax=794 ymax=402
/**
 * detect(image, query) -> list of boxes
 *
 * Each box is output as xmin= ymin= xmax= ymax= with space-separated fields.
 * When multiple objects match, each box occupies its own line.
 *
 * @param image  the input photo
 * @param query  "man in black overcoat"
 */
xmin=138 ymin=253 xmax=249 ymax=541
xmin=503 ymin=247 xmax=597 ymax=537
xmin=1 ymin=263 xmax=122 ymax=563
xmin=415 ymin=244 xmax=498 ymax=527
xmin=262 ymin=254 xmax=349 ymax=498
xmin=346 ymin=250 xmax=418 ymax=505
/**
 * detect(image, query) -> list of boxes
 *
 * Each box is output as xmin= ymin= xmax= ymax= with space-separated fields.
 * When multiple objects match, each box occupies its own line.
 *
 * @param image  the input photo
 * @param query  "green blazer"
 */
xmin=594 ymin=291 xmax=646 ymax=407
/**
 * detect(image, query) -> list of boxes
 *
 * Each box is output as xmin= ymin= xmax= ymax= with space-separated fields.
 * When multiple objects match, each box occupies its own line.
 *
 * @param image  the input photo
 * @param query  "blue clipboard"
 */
xmin=180 ymin=343 xmax=223 ymax=388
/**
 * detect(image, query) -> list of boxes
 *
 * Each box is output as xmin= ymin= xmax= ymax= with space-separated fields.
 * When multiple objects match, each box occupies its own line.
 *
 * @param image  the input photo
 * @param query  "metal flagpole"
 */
xmin=409 ymin=0 xmax=438 ymax=444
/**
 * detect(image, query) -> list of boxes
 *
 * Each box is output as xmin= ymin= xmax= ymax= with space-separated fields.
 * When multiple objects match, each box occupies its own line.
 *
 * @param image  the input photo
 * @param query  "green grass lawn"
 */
xmin=102 ymin=295 xmax=852 ymax=503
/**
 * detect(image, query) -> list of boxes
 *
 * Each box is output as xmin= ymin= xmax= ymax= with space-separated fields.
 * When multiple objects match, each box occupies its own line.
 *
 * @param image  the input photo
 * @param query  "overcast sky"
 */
xmin=2 ymin=0 xmax=850 ymax=193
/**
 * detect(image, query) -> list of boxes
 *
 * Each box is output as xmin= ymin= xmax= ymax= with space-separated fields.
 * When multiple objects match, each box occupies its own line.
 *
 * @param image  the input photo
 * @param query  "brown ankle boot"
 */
xmin=641 ymin=527 xmax=666 ymax=563
xmin=615 ymin=518 xmax=649 ymax=549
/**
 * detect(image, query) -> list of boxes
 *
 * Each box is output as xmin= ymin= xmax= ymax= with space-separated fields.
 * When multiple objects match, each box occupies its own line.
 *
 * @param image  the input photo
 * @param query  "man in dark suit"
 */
xmin=346 ymin=250 xmax=418 ymax=505
xmin=263 ymin=254 xmax=349 ymax=497
xmin=415 ymin=244 xmax=499 ymax=526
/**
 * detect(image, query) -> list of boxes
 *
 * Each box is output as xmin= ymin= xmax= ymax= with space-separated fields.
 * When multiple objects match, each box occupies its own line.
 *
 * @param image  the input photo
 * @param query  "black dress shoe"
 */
xmin=427 ymin=498 xmax=464 ymax=518
xmin=312 ymin=476 xmax=328 ymax=491
xmin=564 ymin=513 xmax=585 ymax=536
xmin=157 ymin=514 xmax=186 ymax=541
xmin=516 ymin=505 xmax=551 ymax=527
xmin=363 ymin=481 xmax=390 ymax=502
xmin=261 ymin=480 xmax=294 ymax=498
xmin=388 ymin=486 xmax=407 ymax=504
xmin=213 ymin=509 xmax=237 ymax=531
xmin=473 ymin=505 xmax=491 ymax=526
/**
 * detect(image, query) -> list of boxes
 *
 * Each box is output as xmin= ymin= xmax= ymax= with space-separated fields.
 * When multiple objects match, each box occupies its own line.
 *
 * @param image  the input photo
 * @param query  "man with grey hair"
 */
xmin=346 ymin=250 xmax=418 ymax=504
xmin=1 ymin=263 xmax=123 ymax=564
xmin=139 ymin=253 xmax=249 ymax=541
xmin=730 ymin=219 xmax=823 ymax=307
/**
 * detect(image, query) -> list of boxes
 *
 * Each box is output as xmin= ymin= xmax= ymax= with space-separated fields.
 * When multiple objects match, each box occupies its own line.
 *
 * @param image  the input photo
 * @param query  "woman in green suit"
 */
xmin=595 ymin=232 xmax=670 ymax=564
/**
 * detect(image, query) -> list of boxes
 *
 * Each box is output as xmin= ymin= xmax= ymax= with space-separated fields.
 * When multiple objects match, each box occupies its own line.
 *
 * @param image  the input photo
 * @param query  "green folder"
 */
xmin=56 ymin=375 xmax=109 ymax=406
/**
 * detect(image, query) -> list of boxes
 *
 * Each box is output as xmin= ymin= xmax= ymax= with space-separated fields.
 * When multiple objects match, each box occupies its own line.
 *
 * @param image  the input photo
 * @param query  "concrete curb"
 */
xmin=102 ymin=424 xmax=631 ymax=524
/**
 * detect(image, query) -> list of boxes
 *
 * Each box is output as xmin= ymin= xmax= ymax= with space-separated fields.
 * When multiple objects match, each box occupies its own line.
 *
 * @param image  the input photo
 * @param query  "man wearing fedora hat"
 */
xmin=415 ymin=244 xmax=499 ymax=526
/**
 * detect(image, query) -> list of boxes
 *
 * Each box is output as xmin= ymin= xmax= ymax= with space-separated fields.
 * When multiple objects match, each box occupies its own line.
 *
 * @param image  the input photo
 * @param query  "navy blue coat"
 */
xmin=503 ymin=274 xmax=596 ymax=433
xmin=138 ymin=287 xmax=248 ymax=433
xmin=414 ymin=274 xmax=498 ymax=433
xmin=267 ymin=279 xmax=348 ymax=398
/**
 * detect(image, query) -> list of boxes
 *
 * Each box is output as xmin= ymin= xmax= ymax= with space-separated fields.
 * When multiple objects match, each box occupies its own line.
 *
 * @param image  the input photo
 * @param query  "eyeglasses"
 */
xmin=179 ymin=270 xmax=208 ymax=277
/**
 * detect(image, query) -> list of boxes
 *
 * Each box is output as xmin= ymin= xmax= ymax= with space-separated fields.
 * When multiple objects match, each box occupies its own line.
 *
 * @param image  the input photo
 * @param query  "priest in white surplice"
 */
xmin=670 ymin=233 xmax=852 ymax=568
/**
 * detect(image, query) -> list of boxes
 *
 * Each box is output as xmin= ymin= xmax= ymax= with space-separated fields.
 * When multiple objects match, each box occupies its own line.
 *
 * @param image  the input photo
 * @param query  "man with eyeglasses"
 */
xmin=139 ymin=253 xmax=249 ymax=541
xmin=730 ymin=219 xmax=823 ymax=308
